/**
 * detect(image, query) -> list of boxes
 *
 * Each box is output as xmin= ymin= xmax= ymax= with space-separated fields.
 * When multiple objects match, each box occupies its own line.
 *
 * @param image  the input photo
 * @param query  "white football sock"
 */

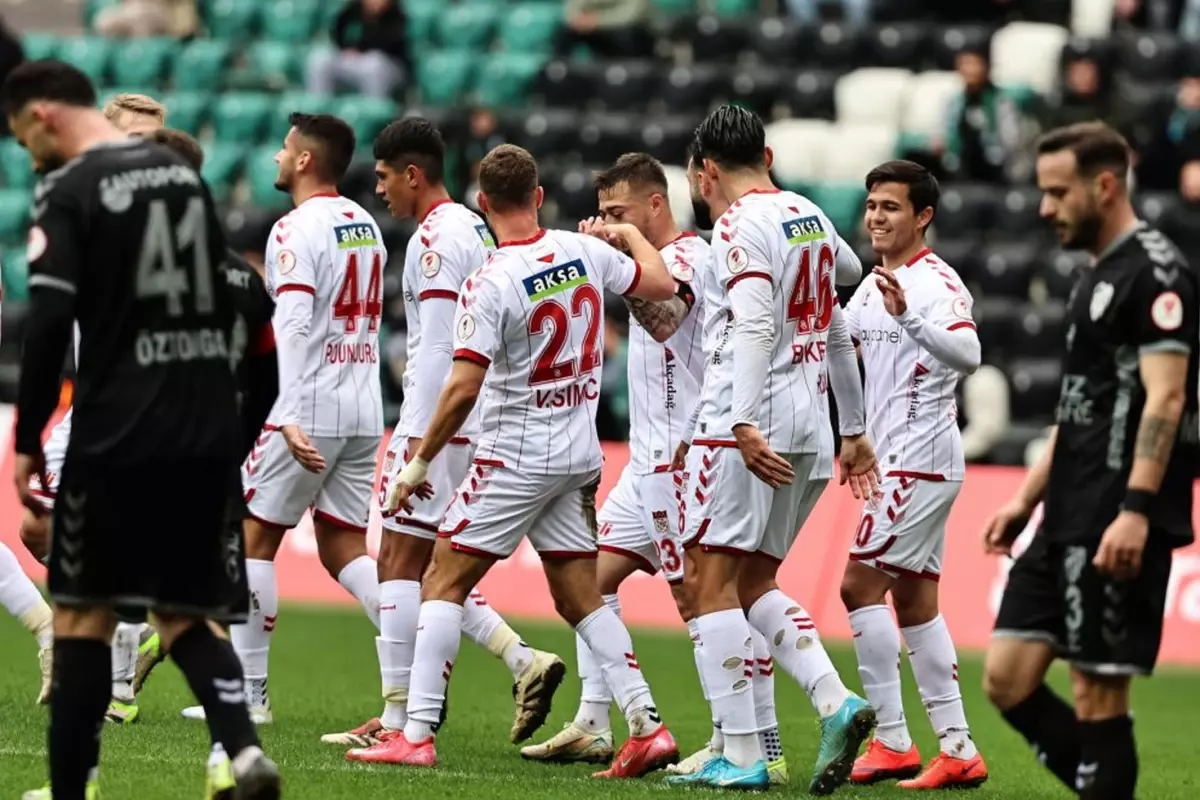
xmin=231 ymin=558 xmax=277 ymax=684
xmin=903 ymin=615 xmax=977 ymax=759
xmin=688 ymin=618 xmax=722 ymax=752
xmin=404 ymin=600 xmax=464 ymax=742
xmin=850 ymin=605 xmax=911 ymax=752
xmin=750 ymin=628 xmax=783 ymax=762
xmin=461 ymin=589 xmax=534 ymax=678
xmin=575 ymin=603 xmax=661 ymax=737
xmin=0 ymin=543 xmax=51 ymax=648
xmin=337 ymin=555 xmax=380 ymax=629
xmin=378 ymin=579 xmax=420 ymax=730
xmin=573 ymin=593 xmax=619 ymax=734
xmin=694 ymin=609 xmax=760 ymax=768
xmin=111 ymin=622 xmax=139 ymax=701
xmin=748 ymin=589 xmax=849 ymax=718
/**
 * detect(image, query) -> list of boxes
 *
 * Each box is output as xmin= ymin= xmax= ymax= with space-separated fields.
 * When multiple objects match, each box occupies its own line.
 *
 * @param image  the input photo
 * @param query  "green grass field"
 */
xmin=1 ymin=605 xmax=1198 ymax=799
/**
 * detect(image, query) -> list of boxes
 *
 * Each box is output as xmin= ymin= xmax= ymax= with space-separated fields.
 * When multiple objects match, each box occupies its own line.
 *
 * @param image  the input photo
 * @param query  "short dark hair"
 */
xmin=1036 ymin=121 xmax=1131 ymax=178
xmin=692 ymin=105 xmax=766 ymax=170
xmin=864 ymin=159 xmax=940 ymax=224
xmin=1 ymin=59 xmax=96 ymax=117
xmin=593 ymin=152 xmax=668 ymax=194
xmin=148 ymin=128 xmax=204 ymax=170
xmin=685 ymin=137 xmax=699 ymax=170
xmin=478 ymin=144 xmax=538 ymax=212
xmin=373 ymin=117 xmax=445 ymax=184
xmin=288 ymin=111 xmax=355 ymax=182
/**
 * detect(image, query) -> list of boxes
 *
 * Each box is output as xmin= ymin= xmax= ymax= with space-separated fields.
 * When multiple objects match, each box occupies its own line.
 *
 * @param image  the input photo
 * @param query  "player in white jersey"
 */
xmin=839 ymin=161 xmax=988 ymax=789
xmin=327 ymin=118 xmax=566 ymax=754
xmin=664 ymin=107 xmax=878 ymax=795
xmin=350 ymin=144 xmax=681 ymax=777
xmin=222 ymin=113 xmax=387 ymax=723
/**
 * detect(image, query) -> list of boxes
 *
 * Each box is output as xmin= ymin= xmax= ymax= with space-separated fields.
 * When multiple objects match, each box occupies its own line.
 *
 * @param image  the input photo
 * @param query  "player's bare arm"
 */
xmin=624 ymin=293 xmax=693 ymax=344
xmin=602 ymin=222 xmax=675 ymax=301
xmin=826 ymin=304 xmax=879 ymax=499
xmin=983 ymin=427 xmax=1057 ymax=555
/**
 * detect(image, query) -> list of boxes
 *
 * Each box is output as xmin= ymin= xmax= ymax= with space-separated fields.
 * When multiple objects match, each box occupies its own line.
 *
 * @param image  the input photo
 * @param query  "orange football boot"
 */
xmin=898 ymin=752 xmax=988 ymax=790
xmin=592 ymin=726 xmax=679 ymax=779
xmin=345 ymin=729 xmax=437 ymax=767
xmin=851 ymin=739 xmax=923 ymax=785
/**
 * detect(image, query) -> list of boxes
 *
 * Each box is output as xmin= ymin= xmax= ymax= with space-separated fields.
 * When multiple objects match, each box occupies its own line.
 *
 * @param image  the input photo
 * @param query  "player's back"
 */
xmin=699 ymin=190 xmax=838 ymax=456
xmin=264 ymin=195 xmax=385 ymax=438
xmin=849 ymin=250 xmax=973 ymax=481
xmin=457 ymin=228 xmax=642 ymax=474
xmin=41 ymin=139 xmax=239 ymax=463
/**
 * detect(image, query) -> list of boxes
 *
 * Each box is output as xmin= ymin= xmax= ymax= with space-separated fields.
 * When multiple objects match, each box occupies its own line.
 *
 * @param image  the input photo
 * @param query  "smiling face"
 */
xmin=864 ymin=181 xmax=930 ymax=260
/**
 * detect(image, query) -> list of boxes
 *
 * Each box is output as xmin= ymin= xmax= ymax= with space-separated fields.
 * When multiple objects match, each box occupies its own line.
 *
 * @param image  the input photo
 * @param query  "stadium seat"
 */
xmin=1035 ymin=250 xmax=1087 ymax=302
xmin=57 ymin=37 xmax=112 ymax=85
xmin=1006 ymin=356 xmax=1062 ymax=421
xmin=551 ymin=164 xmax=602 ymax=221
xmin=211 ymin=92 xmax=274 ymax=143
xmin=929 ymin=235 xmax=983 ymax=284
xmin=476 ymin=53 xmax=547 ymax=108
xmin=577 ymin=113 xmax=641 ymax=165
xmin=110 ymin=37 xmax=178 ymax=89
xmin=651 ymin=0 xmax=695 ymax=12
xmin=713 ymin=0 xmax=757 ymax=15
xmin=1072 ymin=0 xmax=1114 ymax=37
xmin=245 ymin=145 xmax=292 ymax=209
xmin=729 ymin=66 xmax=784 ymax=117
xmin=864 ymin=23 xmax=927 ymax=70
xmin=990 ymin=22 xmax=1071 ymax=95
xmin=834 ymin=68 xmax=913 ymax=126
xmin=243 ymin=41 xmax=305 ymax=89
xmin=1114 ymin=30 xmax=1182 ymax=82
xmin=83 ymin=0 xmax=121 ymax=30
xmin=973 ymin=296 xmax=1019 ymax=360
xmin=173 ymin=39 xmax=233 ymax=92
xmin=513 ymin=109 xmax=590 ymax=159
xmin=1136 ymin=191 xmax=1180 ymax=227
xmin=159 ymin=91 xmax=210 ymax=136
xmin=662 ymin=164 xmax=695 ymax=230
xmin=21 ymin=33 xmax=60 ymax=62
xmin=899 ymin=70 xmax=961 ymax=148
xmin=335 ymin=96 xmax=399 ymax=150
xmin=639 ymin=114 xmax=696 ymax=165
xmin=929 ymin=24 xmax=992 ymax=71
xmin=811 ymin=23 xmax=865 ymax=70
xmin=2 ymin=248 xmax=28 ymax=303
xmin=260 ymin=0 xmax=322 ymax=43
xmin=659 ymin=63 xmax=731 ymax=116
xmin=496 ymin=3 xmax=562 ymax=53
xmin=416 ymin=50 xmax=476 ymax=106
xmin=269 ymin=92 xmax=340 ymax=141
xmin=809 ymin=184 xmax=866 ymax=237
xmin=746 ymin=17 xmax=811 ymax=67
xmin=0 ymin=139 xmax=33 ymax=191
xmin=201 ymin=142 xmax=246 ymax=205
xmin=935 ymin=183 xmax=1001 ymax=235
xmin=535 ymin=60 xmax=586 ymax=108
xmin=994 ymin=187 xmax=1044 ymax=237
xmin=404 ymin=0 xmax=443 ymax=44
xmin=764 ymin=119 xmax=831 ymax=189
xmin=779 ymin=69 xmax=837 ymax=120
xmin=817 ymin=123 xmax=898 ymax=183
xmin=203 ymin=0 xmax=261 ymax=41
xmin=975 ymin=240 xmax=1039 ymax=299
xmin=592 ymin=60 xmax=661 ymax=112
xmin=672 ymin=14 xmax=748 ymax=62
xmin=0 ymin=189 xmax=30 ymax=242
xmin=438 ymin=3 xmax=498 ymax=51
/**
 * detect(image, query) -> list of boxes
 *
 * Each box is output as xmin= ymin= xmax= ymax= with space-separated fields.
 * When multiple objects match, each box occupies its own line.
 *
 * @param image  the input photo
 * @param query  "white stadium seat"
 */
xmin=662 ymin=164 xmax=695 ymax=231
xmin=901 ymin=71 xmax=963 ymax=146
xmin=817 ymin=123 xmax=898 ymax=184
xmin=1072 ymin=0 xmax=1115 ymax=38
xmin=764 ymin=118 xmax=832 ymax=187
xmin=990 ymin=22 xmax=1070 ymax=96
xmin=834 ymin=68 xmax=914 ymax=127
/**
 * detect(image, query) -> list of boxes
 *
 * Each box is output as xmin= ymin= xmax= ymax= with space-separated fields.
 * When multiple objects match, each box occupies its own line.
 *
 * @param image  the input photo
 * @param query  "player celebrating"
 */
xmin=837 ymin=160 xmax=987 ymax=788
xmin=5 ymin=59 xmax=278 ymax=800
xmin=351 ymin=144 xmax=681 ymax=777
xmin=667 ymin=106 xmax=877 ymax=795
xmin=223 ymin=113 xmax=387 ymax=724
xmin=982 ymin=122 xmax=1198 ymax=799
xmin=328 ymin=117 xmax=566 ymax=752
xmin=519 ymin=152 xmax=712 ymax=766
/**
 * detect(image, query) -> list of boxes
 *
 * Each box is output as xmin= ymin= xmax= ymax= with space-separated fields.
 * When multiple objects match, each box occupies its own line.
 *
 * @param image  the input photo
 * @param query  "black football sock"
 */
xmin=49 ymin=637 xmax=111 ymax=799
xmin=1000 ymin=683 xmax=1080 ymax=790
xmin=1077 ymin=715 xmax=1137 ymax=800
xmin=170 ymin=623 xmax=261 ymax=759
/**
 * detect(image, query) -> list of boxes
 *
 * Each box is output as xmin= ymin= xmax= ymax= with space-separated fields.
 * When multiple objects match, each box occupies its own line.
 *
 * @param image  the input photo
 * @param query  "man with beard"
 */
xmin=982 ymin=121 xmax=1199 ymax=800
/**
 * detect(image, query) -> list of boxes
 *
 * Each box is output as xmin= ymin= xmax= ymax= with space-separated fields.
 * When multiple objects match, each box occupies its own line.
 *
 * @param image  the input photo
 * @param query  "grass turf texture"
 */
xmin=1 ymin=605 xmax=1198 ymax=799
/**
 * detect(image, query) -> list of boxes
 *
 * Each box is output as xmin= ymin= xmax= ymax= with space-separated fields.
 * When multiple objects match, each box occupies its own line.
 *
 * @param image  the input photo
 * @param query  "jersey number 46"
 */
xmin=787 ymin=244 xmax=835 ymax=335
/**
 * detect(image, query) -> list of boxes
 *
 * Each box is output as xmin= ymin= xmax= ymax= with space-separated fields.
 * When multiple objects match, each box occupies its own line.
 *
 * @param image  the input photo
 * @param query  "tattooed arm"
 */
xmin=625 ymin=281 xmax=695 ymax=343
xmin=1128 ymin=350 xmax=1189 ymax=493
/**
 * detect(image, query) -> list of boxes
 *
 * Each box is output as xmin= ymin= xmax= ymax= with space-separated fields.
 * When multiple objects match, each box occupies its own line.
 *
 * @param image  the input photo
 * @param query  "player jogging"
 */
xmin=666 ymin=106 xmax=877 ymax=795
xmin=982 ymin=122 xmax=1198 ymax=799
xmin=837 ymin=160 xmax=987 ymax=789
xmin=5 ymin=59 xmax=278 ymax=800
xmin=328 ymin=117 xmax=567 ymax=752
xmin=353 ymin=144 xmax=681 ymax=778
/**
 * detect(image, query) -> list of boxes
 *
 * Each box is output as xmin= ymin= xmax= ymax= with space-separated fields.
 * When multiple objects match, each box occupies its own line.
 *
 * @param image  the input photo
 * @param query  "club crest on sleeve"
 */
xmin=421 ymin=250 xmax=442 ymax=278
xmin=1151 ymin=291 xmax=1184 ymax=331
xmin=952 ymin=296 xmax=971 ymax=319
xmin=670 ymin=256 xmax=694 ymax=283
xmin=726 ymin=245 xmax=748 ymax=274
xmin=26 ymin=225 xmax=47 ymax=262
xmin=277 ymin=249 xmax=296 ymax=275
xmin=1089 ymin=281 xmax=1113 ymax=321
xmin=457 ymin=313 xmax=477 ymax=341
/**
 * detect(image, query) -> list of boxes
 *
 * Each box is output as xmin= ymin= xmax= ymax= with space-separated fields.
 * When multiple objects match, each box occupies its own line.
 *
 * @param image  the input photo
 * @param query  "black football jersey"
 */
xmin=27 ymin=139 xmax=240 ymax=463
xmin=222 ymin=249 xmax=278 ymax=459
xmin=1043 ymin=224 xmax=1199 ymax=546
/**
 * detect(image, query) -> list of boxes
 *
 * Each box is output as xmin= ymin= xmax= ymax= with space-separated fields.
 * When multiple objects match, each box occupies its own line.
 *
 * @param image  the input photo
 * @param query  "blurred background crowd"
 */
xmin=0 ymin=0 xmax=1196 ymax=464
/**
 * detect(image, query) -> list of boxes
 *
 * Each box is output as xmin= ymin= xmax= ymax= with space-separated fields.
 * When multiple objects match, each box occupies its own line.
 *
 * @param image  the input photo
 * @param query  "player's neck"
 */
xmin=489 ymin=210 xmax=541 ymax=246
xmin=59 ymin=112 xmax=126 ymax=162
xmin=414 ymin=188 xmax=453 ymax=223
xmin=650 ymin=222 xmax=681 ymax=251
xmin=719 ymin=169 xmax=776 ymax=206
xmin=1090 ymin=204 xmax=1141 ymax=261
xmin=291 ymin=181 xmax=339 ymax=208
xmin=880 ymin=238 xmax=928 ymax=270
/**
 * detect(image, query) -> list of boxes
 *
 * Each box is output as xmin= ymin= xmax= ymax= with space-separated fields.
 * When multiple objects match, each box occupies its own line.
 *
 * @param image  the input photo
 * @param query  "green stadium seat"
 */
xmin=172 ymin=40 xmax=232 ymax=92
xmin=203 ymin=0 xmax=261 ymax=41
xmin=0 ymin=189 xmax=31 ymax=242
xmin=712 ymin=0 xmax=758 ymax=14
xmin=317 ymin=1 xmax=344 ymax=35
xmin=404 ymin=0 xmax=443 ymax=43
xmin=437 ymin=4 xmax=498 ymax=51
xmin=211 ymin=92 xmax=274 ymax=143
xmin=200 ymin=142 xmax=245 ymax=204
xmin=2 ymin=248 xmax=28 ymax=303
xmin=475 ymin=53 xmax=546 ymax=107
xmin=109 ymin=37 xmax=179 ymax=90
xmin=335 ymin=96 xmax=398 ymax=149
xmin=260 ymin=0 xmax=322 ymax=43
xmin=416 ymin=50 xmax=476 ymax=105
xmin=159 ymin=91 xmax=210 ymax=136
xmin=245 ymin=41 xmax=304 ymax=88
xmin=21 ymin=33 xmax=60 ymax=62
xmin=269 ymin=92 xmax=340 ymax=141
xmin=809 ymin=183 xmax=866 ymax=236
xmin=0 ymin=139 xmax=33 ymax=191
xmin=83 ymin=0 xmax=122 ymax=31
xmin=57 ymin=37 xmax=112 ymax=85
xmin=245 ymin=145 xmax=292 ymax=209
xmin=650 ymin=0 xmax=695 ymax=11
xmin=495 ymin=4 xmax=562 ymax=52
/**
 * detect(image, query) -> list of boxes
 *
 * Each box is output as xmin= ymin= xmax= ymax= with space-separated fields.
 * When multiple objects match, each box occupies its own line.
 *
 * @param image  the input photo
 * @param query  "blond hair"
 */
xmin=103 ymin=93 xmax=166 ymax=125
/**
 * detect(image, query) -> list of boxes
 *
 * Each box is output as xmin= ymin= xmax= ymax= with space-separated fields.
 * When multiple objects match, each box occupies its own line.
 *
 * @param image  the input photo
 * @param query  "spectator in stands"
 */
xmin=556 ymin=0 xmax=654 ymax=60
xmin=1113 ymin=0 xmax=1184 ymax=29
xmin=461 ymin=108 xmax=506 ymax=205
xmin=1162 ymin=158 xmax=1200 ymax=259
xmin=1039 ymin=45 xmax=1133 ymax=133
xmin=784 ymin=0 xmax=870 ymax=26
xmin=95 ymin=0 xmax=197 ymax=39
xmin=0 ymin=17 xmax=22 ymax=137
xmin=1139 ymin=52 xmax=1200 ymax=188
xmin=941 ymin=45 xmax=1027 ymax=184
xmin=103 ymin=93 xmax=167 ymax=136
xmin=306 ymin=0 xmax=408 ymax=99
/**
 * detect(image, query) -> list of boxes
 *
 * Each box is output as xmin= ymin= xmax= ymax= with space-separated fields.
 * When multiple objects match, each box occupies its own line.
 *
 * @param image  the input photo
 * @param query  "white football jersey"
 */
xmin=264 ymin=194 xmax=385 ymax=438
xmin=696 ymin=190 xmax=839 ymax=463
xmin=626 ymin=233 xmax=709 ymax=474
xmin=397 ymin=200 xmax=496 ymax=440
xmin=453 ymin=228 xmax=641 ymax=474
xmin=844 ymin=247 xmax=975 ymax=481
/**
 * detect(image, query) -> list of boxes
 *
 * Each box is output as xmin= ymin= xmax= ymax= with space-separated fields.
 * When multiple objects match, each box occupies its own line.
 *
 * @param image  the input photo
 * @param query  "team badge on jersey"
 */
xmin=1090 ymin=281 xmax=1114 ymax=321
xmin=277 ymin=249 xmax=296 ymax=274
xmin=782 ymin=215 xmax=825 ymax=245
xmin=523 ymin=260 xmax=587 ymax=301
xmin=651 ymin=510 xmax=670 ymax=534
xmin=26 ymin=225 xmax=47 ymax=262
xmin=474 ymin=223 xmax=496 ymax=248
xmin=382 ymin=450 xmax=395 ymax=474
xmin=420 ymin=250 xmax=441 ymax=278
xmin=1151 ymin=291 xmax=1184 ymax=331
xmin=457 ymin=313 xmax=477 ymax=341
xmin=726 ymin=246 xmax=748 ymax=274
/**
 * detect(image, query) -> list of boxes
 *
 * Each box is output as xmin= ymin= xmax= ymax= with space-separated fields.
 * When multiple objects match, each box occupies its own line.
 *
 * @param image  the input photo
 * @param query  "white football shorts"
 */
xmin=439 ymin=461 xmax=601 ymax=559
xmin=379 ymin=432 xmax=474 ymax=539
xmin=597 ymin=466 xmax=687 ymax=584
xmin=242 ymin=427 xmax=376 ymax=532
xmin=849 ymin=473 xmax=961 ymax=580
xmin=29 ymin=415 xmax=71 ymax=511
xmin=683 ymin=444 xmax=826 ymax=563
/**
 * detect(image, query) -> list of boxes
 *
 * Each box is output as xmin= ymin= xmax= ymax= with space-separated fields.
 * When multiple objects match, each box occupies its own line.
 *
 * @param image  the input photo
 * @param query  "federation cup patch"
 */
xmin=421 ymin=250 xmax=442 ymax=278
xmin=457 ymin=313 xmax=477 ymax=341
xmin=1150 ymin=291 xmax=1184 ymax=331
xmin=26 ymin=225 xmax=47 ymax=263
xmin=277 ymin=249 xmax=296 ymax=275
xmin=726 ymin=245 xmax=748 ymax=274
xmin=951 ymin=296 xmax=971 ymax=319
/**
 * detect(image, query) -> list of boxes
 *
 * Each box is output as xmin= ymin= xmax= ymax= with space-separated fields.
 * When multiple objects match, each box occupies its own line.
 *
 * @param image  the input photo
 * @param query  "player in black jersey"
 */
xmin=981 ymin=122 xmax=1199 ymax=800
xmin=4 ymin=61 xmax=280 ymax=800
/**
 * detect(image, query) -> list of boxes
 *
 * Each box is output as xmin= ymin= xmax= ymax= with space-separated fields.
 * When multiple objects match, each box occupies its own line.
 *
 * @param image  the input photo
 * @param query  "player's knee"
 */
xmin=19 ymin=513 xmax=49 ymax=562
xmin=982 ymin=649 xmax=1035 ymax=711
xmin=551 ymin=590 xmax=594 ymax=628
xmin=839 ymin=561 xmax=891 ymax=612
xmin=1070 ymin=669 xmax=1130 ymax=720
xmin=670 ymin=581 xmax=694 ymax=622
xmin=242 ymin=520 xmax=284 ymax=561
xmin=377 ymin=531 xmax=430 ymax=582
xmin=315 ymin=529 xmax=368 ymax=578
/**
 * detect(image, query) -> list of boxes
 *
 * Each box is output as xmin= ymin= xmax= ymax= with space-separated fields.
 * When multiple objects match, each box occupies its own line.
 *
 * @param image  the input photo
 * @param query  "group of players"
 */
xmin=0 ymin=53 xmax=1194 ymax=800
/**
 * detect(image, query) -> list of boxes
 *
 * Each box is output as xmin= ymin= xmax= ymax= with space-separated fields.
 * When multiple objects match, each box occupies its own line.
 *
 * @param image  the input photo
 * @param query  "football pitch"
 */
xmin=1 ymin=605 xmax=1198 ymax=799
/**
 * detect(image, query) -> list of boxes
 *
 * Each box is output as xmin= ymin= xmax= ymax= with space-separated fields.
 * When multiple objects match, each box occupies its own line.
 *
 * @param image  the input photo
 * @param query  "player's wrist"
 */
xmin=397 ymin=457 xmax=430 ymax=486
xmin=1120 ymin=488 xmax=1155 ymax=518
